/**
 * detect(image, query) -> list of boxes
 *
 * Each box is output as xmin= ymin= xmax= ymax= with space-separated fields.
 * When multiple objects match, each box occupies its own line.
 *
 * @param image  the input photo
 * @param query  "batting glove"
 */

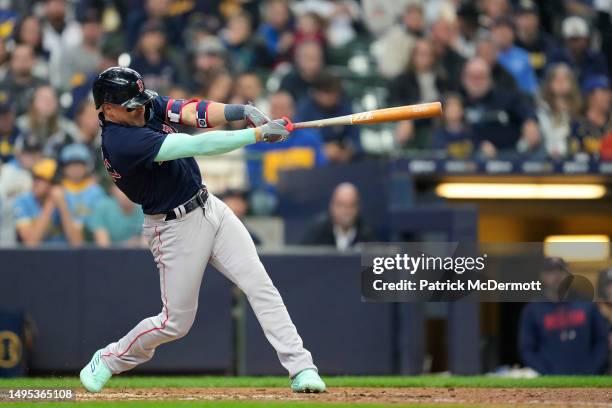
xmin=259 ymin=116 xmax=294 ymax=143
xmin=244 ymin=102 xmax=271 ymax=127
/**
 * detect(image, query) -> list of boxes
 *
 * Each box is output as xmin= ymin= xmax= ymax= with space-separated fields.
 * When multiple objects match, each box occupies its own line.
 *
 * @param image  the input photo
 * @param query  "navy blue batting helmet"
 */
xmin=92 ymin=66 xmax=157 ymax=109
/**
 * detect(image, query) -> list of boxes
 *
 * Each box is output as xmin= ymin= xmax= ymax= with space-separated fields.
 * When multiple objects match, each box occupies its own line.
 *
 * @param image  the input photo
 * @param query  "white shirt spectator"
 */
xmin=292 ymin=0 xmax=360 ymax=48
xmin=333 ymin=225 xmax=356 ymax=251
xmin=0 ymin=161 xmax=32 ymax=245
xmin=536 ymin=101 xmax=571 ymax=158
xmin=42 ymin=20 xmax=82 ymax=89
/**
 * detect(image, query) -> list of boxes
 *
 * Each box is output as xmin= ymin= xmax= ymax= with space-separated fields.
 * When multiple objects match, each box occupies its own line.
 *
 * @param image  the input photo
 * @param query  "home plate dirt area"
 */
xmin=77 ymin=387 xmax=612 ymax=406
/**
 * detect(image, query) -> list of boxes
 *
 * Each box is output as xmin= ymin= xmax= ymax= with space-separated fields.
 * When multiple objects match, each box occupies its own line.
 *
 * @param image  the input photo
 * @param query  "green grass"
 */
xmin=0 ymin=375 xmax=610 ymax=389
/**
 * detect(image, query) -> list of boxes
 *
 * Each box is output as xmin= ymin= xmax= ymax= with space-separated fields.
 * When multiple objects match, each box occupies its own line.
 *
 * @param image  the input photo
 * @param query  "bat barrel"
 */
xmin=292 ymin=102 xmax=443 ymax=129
xmin=351 ymin=102 xmax=443 ymax=125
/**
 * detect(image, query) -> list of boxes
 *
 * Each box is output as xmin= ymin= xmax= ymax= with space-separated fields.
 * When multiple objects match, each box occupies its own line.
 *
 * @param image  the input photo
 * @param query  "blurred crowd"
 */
xmin=0 ymin=0 xmax=611 ymax=246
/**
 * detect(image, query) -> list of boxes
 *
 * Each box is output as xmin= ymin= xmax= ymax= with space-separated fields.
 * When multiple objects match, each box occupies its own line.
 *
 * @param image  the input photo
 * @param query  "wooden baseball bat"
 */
xmin=292 ymin=102 xmax=442 ymax=129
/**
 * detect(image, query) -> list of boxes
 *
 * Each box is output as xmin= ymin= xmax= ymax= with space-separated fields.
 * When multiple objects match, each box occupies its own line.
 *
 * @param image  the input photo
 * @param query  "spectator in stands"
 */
xmin=0 ymin=136 xmax=41 ymax=245
xmin=292 ymin=0 xmax=360 ymax=49
xmin=595 ymin=1 xmax=612 ymax=82
xmin=279 ymin=40 xmax=325 ymax=102
xmin=461 ymin=58 xmax=542 ymax=159
xmin=66 ymin=43 xmax=119 ymax=119
xmin=42 ymin=0 xmax=83 ymax=89
xmin=564 ymin=0 xmax=597 ymax=19
xmin=14 ymin=15 xmax=47 ymax=59
xmin=166 ymin=85 xmax=189 ymax=100
xmin=246 ymin=90 xmax=326 ymax=192
xmin=480 ymin=0 xmax=512 ymax=28
xmin=14 ymin=15 xmax=49 ymax=78
xmin=433 ymin=93 xmax=474 ymax=159
xmin=548 ymin=15 xmax=609 ymax=86
xmin=57 ymin=9 xmax=103 ymax=92
xmin=233 ymin=72 xmax=268 ymax=114
xmin=361 ymin=0 xmax=414 ymax=36
xmin=16 ymin=85 xmax=79 ymax=159
xmin=596 ymin=268 xmax=612 ymax=373
xmin=189 ymin=37 xmax=229 ymax=97
xmin=0 ymin=44 xmax=46 ymax=116
xmin=258 ymin=0 xmax=295 ymax=66
xmin=0 ymin=93 xmax=23 ymax=163
xmin=221 ymin=11 xmax=270 ymax=73
xmin=218 ymin=188 xmax=261 ymax=245
xmin=295 ymin=71 xmax=359 ymax=163
xmin=570 ymin=75 xmax=611 ymax=158
xmin=183 ymin=14 xmax=220 ymax=55
xmin=13 ymin=158 xmax=83 ymax=246
xmin=59 ymin=143 xmax=105 ymax=228
xmin=124 ymin=0 xmax=182 ymax=50
xmin=490 ymin=17 xmax=538 ymax=96
xmin=429 ymin=18 xmax=465 ymax=88
xmin=294 ymin=11 xmax=327 ymax=50
xmin=400 ymin=2 xmax=425 ymax=38
xmin=204 ymin=71 xmax=234 ymax=103
xmin=537 ymin=64 xmax=583 ymax=160
xmin=475 ymin=36 xmax=519 ymax=92
xmin=74 ymin=100 xmax=103 ymax=177
xmin=0 ymin=41 xmax=9 ymax=82
xmin=373 ymin=3 xmax=424 ymax=79
xmin=455 ymin=1 xmax=480 ymax=58
xmin=519 ymin=257 xmax=609 ymax=374
xmin=88 ymin=184 xmax=144 ymax=247
xmin=130 ymin=20 xmax=184 ymax=95
xmin=301 ymin=182 xmax=375 ymax=250
xmin=389 ymin=38 xmax=450 ymax=149
xmin=513 ymin=0 xmax=559 ymax=78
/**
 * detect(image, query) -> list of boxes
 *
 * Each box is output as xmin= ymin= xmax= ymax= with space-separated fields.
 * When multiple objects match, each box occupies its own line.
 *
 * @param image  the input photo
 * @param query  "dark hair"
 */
xmin=312 ymin=71 xmax=341 ymax=93
xmin=79 ymin=8 xmax=101 ymax=24
xmin=440 ymin=92 xmax=464 ymax=123
xmin=540 ymin=63 xmax=582 ymax=120
xmin=13 ymin=15 xmax=44 ymax=55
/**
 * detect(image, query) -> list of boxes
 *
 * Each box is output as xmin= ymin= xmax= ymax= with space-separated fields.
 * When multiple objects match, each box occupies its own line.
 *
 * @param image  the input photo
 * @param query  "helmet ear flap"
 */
xmin=145 ymin=102 xmax=154 ymax=122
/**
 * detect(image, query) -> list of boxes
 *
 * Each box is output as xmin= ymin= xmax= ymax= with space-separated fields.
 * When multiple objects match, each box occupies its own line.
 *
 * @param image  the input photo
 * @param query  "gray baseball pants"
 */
xmin=100 ymin=193 xmax=316 ymax=377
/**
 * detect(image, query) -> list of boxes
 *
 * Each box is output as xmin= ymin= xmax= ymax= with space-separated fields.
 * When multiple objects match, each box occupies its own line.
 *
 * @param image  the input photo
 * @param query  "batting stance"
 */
xmin=79 ymin=67 xmax=325 ymax=393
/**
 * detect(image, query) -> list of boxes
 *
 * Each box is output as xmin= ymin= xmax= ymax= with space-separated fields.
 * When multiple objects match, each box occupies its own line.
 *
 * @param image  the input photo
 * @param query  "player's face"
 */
xmin=105 ymin=104 xmax=146 ymax=127
xmin=122 ymin=105 xmax=146 ymax=127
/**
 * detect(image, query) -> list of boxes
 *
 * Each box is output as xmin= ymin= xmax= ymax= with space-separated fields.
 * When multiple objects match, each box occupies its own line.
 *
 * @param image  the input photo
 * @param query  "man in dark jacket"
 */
xmin=279 ymin=41 xmax=324 ymax=103
xmin=461 ymin=58 xmax=542 ymax=159
xmin=301 ymin=182 xmax=375 ymax=250
xmin=547 ymin=15 xmax=609 ymax=85
xmin=519 ymin=257 xmax=609 ymax=374
xmin=513 ymin=0 xmax=560 ymax=78
xmin=295 ymin=71 xmax=360 ymax=163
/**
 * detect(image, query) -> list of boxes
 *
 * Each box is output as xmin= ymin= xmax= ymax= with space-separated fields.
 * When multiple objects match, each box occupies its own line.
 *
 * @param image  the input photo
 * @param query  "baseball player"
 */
xmin=79 ymin=67 xmax=325 ymax=393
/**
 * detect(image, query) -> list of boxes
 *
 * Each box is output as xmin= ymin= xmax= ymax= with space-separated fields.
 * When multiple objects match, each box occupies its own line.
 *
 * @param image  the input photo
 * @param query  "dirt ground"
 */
xmin=77 ymin=387 xmax=612 ymax=407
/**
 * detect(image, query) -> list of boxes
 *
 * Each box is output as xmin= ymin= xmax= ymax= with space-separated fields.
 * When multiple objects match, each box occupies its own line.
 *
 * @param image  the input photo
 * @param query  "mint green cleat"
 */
xmin=290 ymin=369 xmax=326 ymax=393
xmin=80 ymin=349 xmax=112 ymax=393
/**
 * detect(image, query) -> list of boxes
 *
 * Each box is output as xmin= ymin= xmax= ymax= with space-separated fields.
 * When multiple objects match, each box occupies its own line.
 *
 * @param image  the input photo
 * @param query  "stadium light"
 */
xmin=544 ymin=235 xmax=610 ymax=262
xmin=435 ymin=183 xmax=606 ymax=200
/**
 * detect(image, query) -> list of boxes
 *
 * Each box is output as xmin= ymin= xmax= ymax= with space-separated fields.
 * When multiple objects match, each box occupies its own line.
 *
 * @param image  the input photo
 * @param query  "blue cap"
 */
xmin=60 ymin=143 xmax=92 ymax=164
xmin=582 ymin=75 xmax=610 ymax=94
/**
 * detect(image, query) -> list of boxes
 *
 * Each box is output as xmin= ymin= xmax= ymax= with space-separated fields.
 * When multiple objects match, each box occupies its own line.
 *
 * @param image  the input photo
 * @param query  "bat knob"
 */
xmin=280 ymin=116 xmax=294 ymax=132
